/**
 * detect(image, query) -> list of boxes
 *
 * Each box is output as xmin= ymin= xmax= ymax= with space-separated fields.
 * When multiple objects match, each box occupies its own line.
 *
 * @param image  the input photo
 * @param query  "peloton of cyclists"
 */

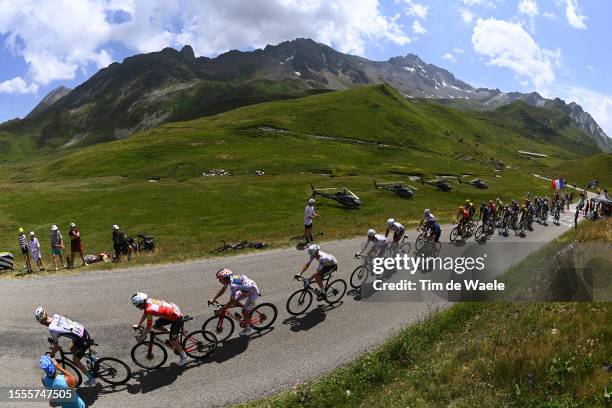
xmin=209 ymin=269 xmax=261 ymax=336
xmin=296 ymin=244 xmax=338 ymax=301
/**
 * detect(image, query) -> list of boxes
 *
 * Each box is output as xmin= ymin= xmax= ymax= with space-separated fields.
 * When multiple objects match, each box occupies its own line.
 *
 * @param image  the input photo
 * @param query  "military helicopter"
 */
xmin=373 ymin=180 xmax=417 ymax=198
xmin=311 ymin=184 xmax=362 ymax=208
xmin=415 ymin=175 xmax=454 ymax=192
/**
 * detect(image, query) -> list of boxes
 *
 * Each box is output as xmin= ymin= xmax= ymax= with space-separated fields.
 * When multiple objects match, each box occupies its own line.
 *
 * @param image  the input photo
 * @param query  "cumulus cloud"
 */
xmin=0 ymin=76 xmax=39 ymax=94
xmin=412 ymin=20 xmax=427 ymax=34
xmin=542 ymin=11 xmax=556 ymax=19
xmin=564 ymin=0 xmax=587 ymax=29
xmin=518 ymin=0 xmax=538 ymax=17
xmin=442 ymin=52 xmax=457 ymax=63
xmin=0 ymin=0 xmax=409 ymax=88
xmin=404 ymin=0 xmax=428 ymax=19
xmin=471 ymin=18 xmax=560 ymax=88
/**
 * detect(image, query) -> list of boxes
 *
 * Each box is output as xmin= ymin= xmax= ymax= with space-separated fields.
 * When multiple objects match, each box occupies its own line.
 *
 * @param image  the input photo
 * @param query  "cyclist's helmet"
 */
xmin=34 ymin=306 xmax=46 ymax=322
xmin=367 ymin=229 xmax=376 ymax=238
xmin=131 ymin=292 xmax=147 ymax=306
xmin=307 ymin=198 xmax=315 ymax=205
xmin=387 ymin=218 xmax=395 ymax=227
xmin=307 ymin=244 xmax=320 ymax=256
xmin=215 ymin=268 xmax=233 ymax=280
xmin=465 ymin=199 xmax=470 ymax=204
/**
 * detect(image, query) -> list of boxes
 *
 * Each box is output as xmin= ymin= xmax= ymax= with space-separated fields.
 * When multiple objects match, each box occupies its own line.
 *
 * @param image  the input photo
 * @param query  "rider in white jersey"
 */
xmin=356 ymin=229 xmax=389 ymax=258
xmin=209 ymin=269 xmax=260 ymax=336
xmin=34 ymin=307 xmax=95 ymax=385
xmin=385 ymin=218 xmax=405 ymax=245
xmin=296 ymin=245 xmax=337 ymax=300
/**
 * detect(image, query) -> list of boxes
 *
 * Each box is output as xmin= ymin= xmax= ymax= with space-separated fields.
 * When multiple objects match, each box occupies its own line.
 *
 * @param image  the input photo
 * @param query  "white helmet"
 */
xmin=112 ymin=224 xmax=119 ymax=230
xmin=307 ymin=244 xmax=320 ymax=256
xmin=387 ymin=218 xmax=395 ymax=226
xmin=131 ymin=293 xmax=147 ymax=306
xmin=424 ymin=209 xmax=430 ymax=215
xmin=367 ymin=229 xmax=376 ymax=238
xmin=34 ymin=306 xmax=46 ymax=322
xmin=307 ymin=198 xmax=315 ymax=205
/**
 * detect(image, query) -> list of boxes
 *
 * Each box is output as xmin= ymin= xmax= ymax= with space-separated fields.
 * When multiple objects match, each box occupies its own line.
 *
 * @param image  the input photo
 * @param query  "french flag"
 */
xmin=552 ymin=178 xmax=565 ymax=190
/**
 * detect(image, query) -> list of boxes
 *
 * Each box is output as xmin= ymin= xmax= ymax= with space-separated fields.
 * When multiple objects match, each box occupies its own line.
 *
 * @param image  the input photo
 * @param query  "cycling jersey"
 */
xmin=227 ymin=274 xmax=259 ymax=296
xmin=389 ymin=221 xmax=404 ymax=233
xmin=309 ymin=250 xmax=337 ymax=271
xmin=423 ymin=213 xmax=436 ymax=224
xmin=145 ymin=299 xmax=182 ymax=323
xmin=48 ymin=314 xmax=85 ymax=342
xmin=458 ymin=209 xmax=469 ymax=221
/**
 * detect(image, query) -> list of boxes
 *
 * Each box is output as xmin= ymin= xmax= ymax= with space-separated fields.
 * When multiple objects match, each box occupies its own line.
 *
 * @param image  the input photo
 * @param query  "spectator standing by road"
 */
xmin=112 ymin=225 xmax=123 ymax=262
xmin=39 ymin=355 xmax=86 ymax=408
xmin=29 ymin=232 xmax=45 ymax=272
xmin=18 ymin=227 xmax=32 ymax=273
xmin=304 ymin=198 xmax=320 ymax=243
xmin=68 ymin=223 xmax=87 ymax=268
xmin=50 ymin=225 xmax=65 ymax=271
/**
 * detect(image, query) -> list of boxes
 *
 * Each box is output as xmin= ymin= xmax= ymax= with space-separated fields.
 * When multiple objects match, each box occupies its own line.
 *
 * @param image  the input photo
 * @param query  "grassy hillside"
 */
xmin=0 ymin=85 xmax=601 ymax=275
xmin=242 ymin=218 xmax=612 ymax=408
xmin=548 ymin=153 xmax=612 ymax=190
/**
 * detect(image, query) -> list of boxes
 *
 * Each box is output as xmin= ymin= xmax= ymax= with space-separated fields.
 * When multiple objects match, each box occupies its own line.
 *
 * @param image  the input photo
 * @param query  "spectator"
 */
xmin=304 ymin=198 xmax=320 ymax=243
xmin=18 ymin=227 xmax=32 ymax=273
xmin=112 ymin=225 xmax=133 ymax=262
xmin=50 ymin=225 xmax=65 ymax=271
xmin=39 ymin=355 xmax=86 ymax=408
xmin=28 ymin=232 xmax=45 ymax=272
xmin=68 ymin=223 xmax=87 ymax=268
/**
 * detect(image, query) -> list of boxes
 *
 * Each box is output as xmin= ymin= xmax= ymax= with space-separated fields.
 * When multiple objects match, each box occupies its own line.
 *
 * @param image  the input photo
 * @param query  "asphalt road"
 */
xmin=0 ymin=206 xmax=581 ymax=407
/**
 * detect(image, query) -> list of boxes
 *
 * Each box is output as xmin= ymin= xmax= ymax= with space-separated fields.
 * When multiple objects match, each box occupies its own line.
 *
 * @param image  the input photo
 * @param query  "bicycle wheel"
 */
xmin=131 ymin=341 xmax=167 ymax=369
xmin=250 ymin=303 xmax=278 ymax=331
xmin=414 ymin=234 xmax=424 ymax=252
xmin=399 ymin=238 xmax=411 ymax=255
xmin=94 ymin=357 xmax=131 ymax=385
xmin=324 ymin=279 xmax=347 ymax=304
xmin=201 ymin=315 xmax=235 ymax=343
xmin=349 ymin=265 xmax=368 ymax=289
xmin=474 ymin=225 xmax=484 ymax=241
xmin=182 ymin=330 xmax=217 ymax=360
xmin=449 ymin=227 xmax=460 ymax=243
xmin=56 ymin=358 xmax=83 ymax=387
xmin=286 ymin=289 xmax=313 ymax=315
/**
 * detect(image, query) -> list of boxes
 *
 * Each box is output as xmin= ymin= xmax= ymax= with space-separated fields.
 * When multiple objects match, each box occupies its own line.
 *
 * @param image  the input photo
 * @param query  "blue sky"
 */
xmin=0 ymin=0 xmax=610 ymax=135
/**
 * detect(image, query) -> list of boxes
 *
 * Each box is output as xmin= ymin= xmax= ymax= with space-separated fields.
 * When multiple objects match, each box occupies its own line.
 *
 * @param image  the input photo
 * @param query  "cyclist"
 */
xmin=456 ymin=206 xmax=469 ymax=236
xmin=479 ymin=202 xmax=490 ymax=225
xmin=465 ymin=199 xmax=476 ymax=220
xmin=519 ymin=204 xmax=529 ymax=227
xmin=419 ymin=209 xmax=441 ymax=242
xmin=209 ymin=268 xmax=261 ymax=336
xmin=34 ymin=307 xmax=96 ymax=386
xmin=487 ymin=200 xmax=497 ymax=224
xmin=384 ymin=218 xmax=405 ymax=252
xmin=295 ymin=245 xmax=337 ymax=301
xmin=356 ymin=229 xmax=389 ymax=259
xmin=131 ymin=293 xmax=190 ymax=365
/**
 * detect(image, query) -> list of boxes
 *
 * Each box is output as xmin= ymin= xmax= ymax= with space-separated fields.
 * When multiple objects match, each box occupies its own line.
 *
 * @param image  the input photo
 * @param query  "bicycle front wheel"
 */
xmin=350 ymin=265 xmax=368 ymax=288
xmin=201 ymin=315 xmax=235 ymax=343
xmin=325 ymin=279 xmax=347 ymax=304
xmin=250 ymin=303 xmax=278 ymax=331
xmin=182 ymin=330 xmax=217 ymax=360
xmin=94 ymin=357 xmax=131 ymax=385
xmin=414 ymin=234 xmax=425 ymax=252
xmin=286 ymin=289 xmax=313 ymax=315
xmin=474 ymin=225 xmax=484 ymax=241
xmin=399 ymin=239 xmax=411 ymax=255
xmin=449 ymin=227 xmax=460 ymax=243
xmin=131 ymin=341 xmax=167 ymax=369
xmin=56 ymin=358 xmax=83 ymax=387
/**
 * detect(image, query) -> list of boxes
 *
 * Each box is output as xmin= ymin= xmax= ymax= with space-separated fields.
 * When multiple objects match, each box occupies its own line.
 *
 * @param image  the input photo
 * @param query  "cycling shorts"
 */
xmin=154 ymin=316 xmax=184 ymax=339
xmin=234 ymin=289 xmax=259 ymax=312
xmin=70 ymin=330 xmax=91 ymax=359
xmin=392 ymin=229 xmax=405 ymax=243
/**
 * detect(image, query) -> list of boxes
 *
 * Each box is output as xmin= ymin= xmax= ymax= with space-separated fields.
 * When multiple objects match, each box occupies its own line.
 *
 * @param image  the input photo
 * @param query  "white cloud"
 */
xmin=0 ymin=0 xmax=410 ymax=87
xmin=404 ymin=0 xmax=428 ymax=19
xmin=564 ymin=0 xmax=587 ymax=29
xmin=471 ymin=18 xmax=560 ymax=88
xmin=412 ymin=20 xmax=427 ymax=34
xmin=461 ymin=9 xmax=475 ymax=24
xmin=0 ymin=76 xmax=39 ymax=94
xmin=518 ymin=0 xmax=538 ymax=17
xmin=587 ymin=65 xmax=594 ymax=74
xmin=542 ymin=11 xmax=556 ymax=19
xmin=453 ymin=48 xmax=465 ymax=54
xmin=442 ymin=52 xmax=457 ymax=63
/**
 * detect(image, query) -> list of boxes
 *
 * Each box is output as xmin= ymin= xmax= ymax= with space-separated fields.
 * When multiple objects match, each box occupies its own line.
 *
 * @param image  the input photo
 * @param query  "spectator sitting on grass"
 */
xmin=50 ymin=225 xmax=65 ymax=271
xmin=18 ymin=227 xmax=32 ymax=273
xmin=68 ymin=223 xmax=87 ymax=268
xmin=39 ymin=355 xmax=86 ymax=408
xmin=29 ymin=232 xmax=45 ymax=272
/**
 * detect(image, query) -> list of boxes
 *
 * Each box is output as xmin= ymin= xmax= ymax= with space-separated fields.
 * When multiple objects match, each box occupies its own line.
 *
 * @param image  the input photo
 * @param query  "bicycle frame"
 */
xmin=209 ymin=301 xmax=266 ymax=329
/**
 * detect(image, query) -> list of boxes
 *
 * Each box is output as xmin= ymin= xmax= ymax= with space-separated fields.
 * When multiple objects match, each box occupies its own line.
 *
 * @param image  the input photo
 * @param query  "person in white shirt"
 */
xmin=303 ymin=198 xmax=320 ymax=243
xmin=355 ymin=229 xmax=389 ymax=258
xmin=296 ymin=244 xmax=337 ymax=300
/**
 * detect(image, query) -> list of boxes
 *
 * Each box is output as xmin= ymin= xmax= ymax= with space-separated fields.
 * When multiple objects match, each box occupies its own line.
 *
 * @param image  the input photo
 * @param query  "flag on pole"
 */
xmin=552 ymin=178 xmax=565 ymax=190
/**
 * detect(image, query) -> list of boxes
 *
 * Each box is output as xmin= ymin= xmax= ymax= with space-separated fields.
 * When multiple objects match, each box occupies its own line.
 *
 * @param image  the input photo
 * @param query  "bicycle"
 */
xmin=201 ymin=300 xmax=278 ymax=342
xmin=449 ymin=220 xmax=474 ymax=243
xmin=474 ymin=219 xmax=495 ymax=242
xmin=414 ymin=227 xmax=441 ymax=257
xmin=47 ymin=335 xmax=131 ymax=387
xmin=131 ymin=315 xmax=217 ymax=369
xmin=286 ymin=272 xmax=347 ymax=315
xmin=210 ymin=240 xmax=268 ymax=254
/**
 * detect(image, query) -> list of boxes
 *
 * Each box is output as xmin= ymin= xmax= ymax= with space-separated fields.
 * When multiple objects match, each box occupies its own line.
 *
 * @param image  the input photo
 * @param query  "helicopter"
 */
xmin=311 ymin=184 xmax=362 ymax=208
xmin=457 ymin=177 xmax=488 ymax=189
xmin=373 ymin=180 xmax=417 ymax=198
xmin=415 ymin=175 xmax=453 ymax=192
